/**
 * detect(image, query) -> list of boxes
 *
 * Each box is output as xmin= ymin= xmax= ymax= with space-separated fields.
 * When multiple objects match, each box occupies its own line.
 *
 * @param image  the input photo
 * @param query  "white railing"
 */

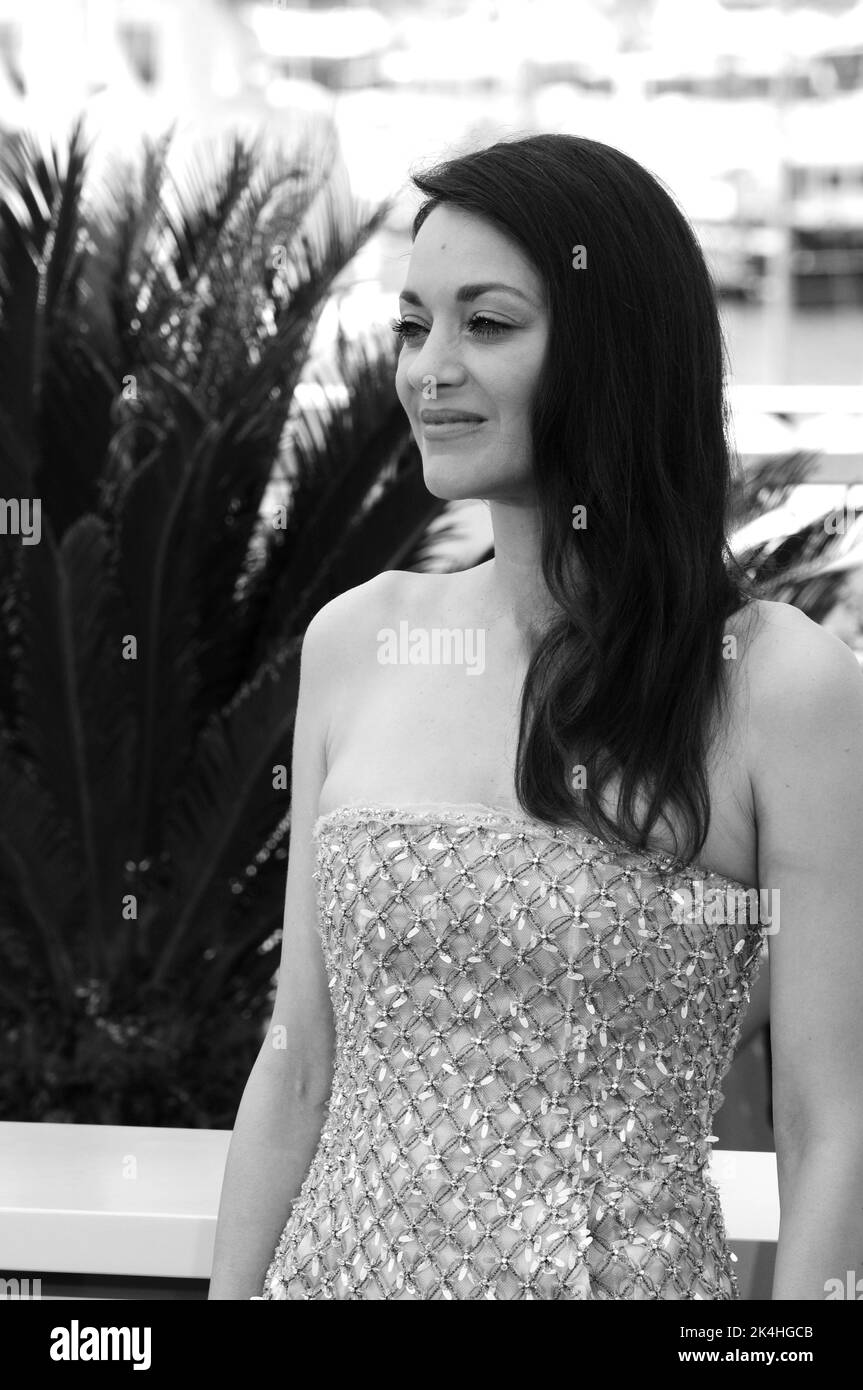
xmin=0 ymin=1121 xmax=778 ymax=1283
xmin=729 ymin=384 xmax=863 ymax=482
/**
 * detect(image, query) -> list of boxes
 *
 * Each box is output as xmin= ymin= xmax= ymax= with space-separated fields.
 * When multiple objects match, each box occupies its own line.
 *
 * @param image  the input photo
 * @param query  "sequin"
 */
xmin=260 ymin=805 xmax=763 ymax=1301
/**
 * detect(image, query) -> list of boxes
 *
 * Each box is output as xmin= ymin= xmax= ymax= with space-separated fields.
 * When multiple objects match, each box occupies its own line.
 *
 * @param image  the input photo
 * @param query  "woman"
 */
xmin=209 ymin=134 xmax=863 ymax=1300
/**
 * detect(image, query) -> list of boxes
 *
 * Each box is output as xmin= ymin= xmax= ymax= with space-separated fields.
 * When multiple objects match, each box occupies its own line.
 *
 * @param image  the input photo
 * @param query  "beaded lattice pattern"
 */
xmin=260 ymin=804 xmax=764 ymax=1300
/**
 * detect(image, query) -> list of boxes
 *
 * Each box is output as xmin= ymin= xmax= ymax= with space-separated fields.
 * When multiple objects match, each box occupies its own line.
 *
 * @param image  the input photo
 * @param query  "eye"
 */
xmin=389 ymin=316 xmax=425 ymax=344
xmin=389 ymin=314 xmax=510 ymax=345
xmin=467 ymin=315 xmax=509 ymax=339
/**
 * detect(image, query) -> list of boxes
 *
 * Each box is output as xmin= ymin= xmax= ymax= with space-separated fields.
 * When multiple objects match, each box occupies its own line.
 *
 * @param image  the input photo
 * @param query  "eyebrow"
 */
xmin=399 ymin=282 xmax=534 ymax=307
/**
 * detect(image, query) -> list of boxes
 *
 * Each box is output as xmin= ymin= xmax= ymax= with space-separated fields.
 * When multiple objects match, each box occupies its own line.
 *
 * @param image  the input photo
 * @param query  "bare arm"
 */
xmin=736 ymin=947 xmax=770 ymax=1051
xmin=207 ymin=594 xmax=348 ymax=1300
xmin=748 ymin=603 xmax=863 ymax=1300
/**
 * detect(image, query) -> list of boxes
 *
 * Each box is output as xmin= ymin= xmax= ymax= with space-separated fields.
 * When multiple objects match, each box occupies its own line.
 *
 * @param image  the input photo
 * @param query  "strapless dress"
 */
xmin=259 ymin=802 xmax=764 ymax=1300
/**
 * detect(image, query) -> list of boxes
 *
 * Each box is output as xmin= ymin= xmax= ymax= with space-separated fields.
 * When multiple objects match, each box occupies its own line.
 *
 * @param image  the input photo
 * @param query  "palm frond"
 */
xmin=729 ymin=449 xmax=820 ymax=530
xmin=192 ymin=836 xmax=291 ymax=1010
xmin=113 ymin=375 xmax=211 ymax=856
xmin=0 ymin=396 xmax=34 ymax=506
xmin=0 ymin=716 xmax=84 ymax=1005
xmin=152 ymin=636 xmax=302 ymax=985
xmin=241 ymin=333 xmax=426 ymax=656
xmin=730 ymin=450 xmax=860 ymax=620
xmin=57 ymin=515 xmax=139 ymax=965
xmin=0 ymin=120 xmax=86 ymax=471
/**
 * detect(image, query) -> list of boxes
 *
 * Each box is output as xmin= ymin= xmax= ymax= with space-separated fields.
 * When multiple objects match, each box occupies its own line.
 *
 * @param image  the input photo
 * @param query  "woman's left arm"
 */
xmin=747 ymin=603 xmax=863 ymax=1300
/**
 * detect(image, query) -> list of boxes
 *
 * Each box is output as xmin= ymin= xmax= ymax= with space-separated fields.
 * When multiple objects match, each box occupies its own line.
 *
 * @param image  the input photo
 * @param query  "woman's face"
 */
xmin=394 ymin=203 xmax=549 ymax=502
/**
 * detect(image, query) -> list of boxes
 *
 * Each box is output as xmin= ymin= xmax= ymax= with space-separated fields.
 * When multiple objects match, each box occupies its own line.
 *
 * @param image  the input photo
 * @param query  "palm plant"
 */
xmin=727 ymin=450 xmax=863 ymax=630
xmin=0 ymin=118 xmax=450 ymax=1125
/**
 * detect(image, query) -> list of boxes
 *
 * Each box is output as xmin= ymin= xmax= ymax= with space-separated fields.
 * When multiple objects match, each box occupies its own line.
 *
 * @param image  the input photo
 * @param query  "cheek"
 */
xmin=394 ymin=353 xmax=415 ymax=408
xmin=495 ymin=369 xmax=539 ymax=436
xmin=497 ymin=342 xmax=545 ymax=415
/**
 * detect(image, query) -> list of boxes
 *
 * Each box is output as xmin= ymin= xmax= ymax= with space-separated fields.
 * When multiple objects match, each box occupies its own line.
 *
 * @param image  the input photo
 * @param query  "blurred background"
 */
xmin=1 ymin=0 xmax=862 ymax=1300
xmin=2 ymin=0 xmax=863 ymax=595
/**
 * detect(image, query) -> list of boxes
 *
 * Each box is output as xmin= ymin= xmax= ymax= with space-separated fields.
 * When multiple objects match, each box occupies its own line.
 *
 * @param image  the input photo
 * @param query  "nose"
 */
xmin=403 ymin=324 xmax=469 ymax=397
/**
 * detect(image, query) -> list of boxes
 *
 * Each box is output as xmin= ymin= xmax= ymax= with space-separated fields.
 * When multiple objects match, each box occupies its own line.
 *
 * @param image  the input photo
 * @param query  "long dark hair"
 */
xmin=409 ymin=133 xmax=762 ymax=867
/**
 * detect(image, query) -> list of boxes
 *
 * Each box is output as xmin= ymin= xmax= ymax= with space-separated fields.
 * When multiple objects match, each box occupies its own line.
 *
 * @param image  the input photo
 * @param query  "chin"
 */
xmin=421 ymin=451 xmax=530 ymax=503
xmin=419 ymin=455 xmax=495 ymax=502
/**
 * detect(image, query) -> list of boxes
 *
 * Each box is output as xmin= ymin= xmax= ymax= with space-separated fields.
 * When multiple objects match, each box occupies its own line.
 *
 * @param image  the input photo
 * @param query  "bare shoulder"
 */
xmin=300 ymin=569 xmax=454 ymax=696
xmin=743 ymin=597 xmax=863 ymax=767
xmin=744 ymin=597 xmax=863 ymax=704
xmin=302 ymin=570 xmax=413 ymax=661
xmin=332 ymin=567 xmax=454 ymax=631
xmin=373 ymin=563 xmax=487 ymax=624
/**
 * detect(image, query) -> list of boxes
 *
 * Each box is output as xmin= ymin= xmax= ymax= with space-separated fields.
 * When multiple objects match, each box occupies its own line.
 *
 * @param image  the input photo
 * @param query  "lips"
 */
xmin=420 ymin=409 xmax=485 ymax=423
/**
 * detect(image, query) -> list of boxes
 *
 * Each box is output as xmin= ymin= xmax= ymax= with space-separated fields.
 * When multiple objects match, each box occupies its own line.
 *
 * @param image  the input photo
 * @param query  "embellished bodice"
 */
xmin=260 ymin=803 xmax=764 ymax=1300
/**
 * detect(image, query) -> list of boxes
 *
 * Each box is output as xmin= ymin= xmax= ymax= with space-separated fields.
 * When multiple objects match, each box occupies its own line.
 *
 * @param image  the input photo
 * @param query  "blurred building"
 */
xmin=2 ymin=0 xmax=862 ymax=354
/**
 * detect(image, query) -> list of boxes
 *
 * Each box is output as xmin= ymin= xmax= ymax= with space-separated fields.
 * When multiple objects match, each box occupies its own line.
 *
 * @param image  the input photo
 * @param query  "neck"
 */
xmin=475 ymin=502 xmax=565 ymax=636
